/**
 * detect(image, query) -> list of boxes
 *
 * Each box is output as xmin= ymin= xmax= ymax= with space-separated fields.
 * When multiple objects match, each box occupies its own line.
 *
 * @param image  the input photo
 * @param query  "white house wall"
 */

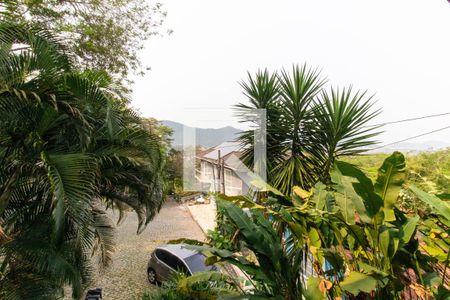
xmin=199 ymin=160 xmax=244 ymax=195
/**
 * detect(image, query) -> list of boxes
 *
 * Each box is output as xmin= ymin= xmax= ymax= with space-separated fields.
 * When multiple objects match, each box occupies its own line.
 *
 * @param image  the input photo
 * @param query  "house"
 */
xmin=197 ymin=141 xmax=250 ymax=196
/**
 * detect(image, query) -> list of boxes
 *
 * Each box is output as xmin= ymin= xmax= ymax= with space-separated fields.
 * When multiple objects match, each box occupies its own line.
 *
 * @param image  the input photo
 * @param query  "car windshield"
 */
xmin=183 ymin=253 xmax=215 ymax=273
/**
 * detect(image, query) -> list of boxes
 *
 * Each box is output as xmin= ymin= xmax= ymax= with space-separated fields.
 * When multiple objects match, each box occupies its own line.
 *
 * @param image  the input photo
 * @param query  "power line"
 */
xmin=182 ymin=111 xmax=450 ymax=130
xmin=370 ymin=125 xmax=450 ymax=150
xmin=364 ymin=112 xmax=450 ymax=128
xmin=183 ymin=112 xmax=450 ymax=151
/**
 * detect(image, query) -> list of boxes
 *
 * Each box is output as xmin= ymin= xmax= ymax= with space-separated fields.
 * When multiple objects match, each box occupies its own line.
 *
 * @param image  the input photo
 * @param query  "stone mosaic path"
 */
xmin=88 ymin=199 xmax=205 ymax=299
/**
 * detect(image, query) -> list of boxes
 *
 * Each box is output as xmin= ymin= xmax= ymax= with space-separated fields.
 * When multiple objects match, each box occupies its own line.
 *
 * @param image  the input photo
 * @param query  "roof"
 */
xmin=157 ymin=244 xmax=198 ymax=259
xmin=201 ymin=141 xmax=243 ymax=160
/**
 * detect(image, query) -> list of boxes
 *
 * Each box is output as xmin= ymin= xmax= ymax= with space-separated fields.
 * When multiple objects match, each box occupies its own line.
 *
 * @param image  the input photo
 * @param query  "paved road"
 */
xmin=89 ymin=199 xmax=205 ymax=299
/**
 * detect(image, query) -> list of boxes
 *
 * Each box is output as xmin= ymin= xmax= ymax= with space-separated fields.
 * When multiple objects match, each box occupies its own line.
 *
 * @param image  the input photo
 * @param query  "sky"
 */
xmin=131 ymin=0 xmax=450 ymax=145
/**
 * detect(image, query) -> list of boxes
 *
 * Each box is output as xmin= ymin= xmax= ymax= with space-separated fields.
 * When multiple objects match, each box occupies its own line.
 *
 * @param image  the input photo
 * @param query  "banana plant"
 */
xmin=409 ymin=186 xmax=450 ymax=299
xmin=189 ymin=200 xmax=292 ymax=299
xmin=324 ymin=152 xmax=424 ymax=298
xmin=325 ymin=152 xmax=449 ymax=299
xmin=178 ymin=152 xmax=446 ymax=300
xmin=191 ymin=193 xmax=367 ymax=299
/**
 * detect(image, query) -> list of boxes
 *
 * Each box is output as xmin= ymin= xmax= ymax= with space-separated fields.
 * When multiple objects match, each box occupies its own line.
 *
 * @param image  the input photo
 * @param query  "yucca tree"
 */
xmin=0 ymin=23 xmax=166 ymax=299
xmin=311 ymin=87 xmax=381 ymax=183
xmin=234 ymin=69 xmax=282 ymax=179
xmin=235 ymin=64 xmax=380 ymax=195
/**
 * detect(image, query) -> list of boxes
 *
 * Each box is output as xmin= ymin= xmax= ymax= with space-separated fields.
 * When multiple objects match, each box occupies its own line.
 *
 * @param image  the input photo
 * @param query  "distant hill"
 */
xmin=161 ymin=120 xmax=449 ymax=152
xmin=161 ymin=120 xmax=242 ymax=148
xmin=371 ymin=140 xmax=450 ymax=153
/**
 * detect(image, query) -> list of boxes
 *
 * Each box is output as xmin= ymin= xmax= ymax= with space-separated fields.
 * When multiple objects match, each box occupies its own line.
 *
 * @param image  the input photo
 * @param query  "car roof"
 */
xmin=156 ymin=244 xmax=199 ymax=259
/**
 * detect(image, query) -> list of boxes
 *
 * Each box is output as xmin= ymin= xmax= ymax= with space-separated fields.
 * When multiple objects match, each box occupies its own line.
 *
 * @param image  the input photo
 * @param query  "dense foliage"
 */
xmin=139 ymin=271 xmax=238 ymax=300
xmin=141 ymin=65 xmax=449 ymax=300
xmin=344 ymin=149 xmax=450 ymax=197
xmin=0 ymin=23 xmax=167 ymax=299
xmin=161 ymin=152 xmax=449 ymax=300
xmin=1 ymin=0 xmax=168 ymax=83
xmin=165 ymin=148 xmax=183 ymax=195
xmin=235 ymin=65 xmax=381 ymax=195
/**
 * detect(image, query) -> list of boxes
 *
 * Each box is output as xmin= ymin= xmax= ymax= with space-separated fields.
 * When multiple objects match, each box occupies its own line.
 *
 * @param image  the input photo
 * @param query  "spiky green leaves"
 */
xmin=235 ymin=64 xmax=381 ymax=195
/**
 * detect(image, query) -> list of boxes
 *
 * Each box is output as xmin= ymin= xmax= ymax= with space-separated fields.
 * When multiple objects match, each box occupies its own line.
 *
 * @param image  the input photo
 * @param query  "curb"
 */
xmin=185 ymin=203 xmax=209 ymax=237
xmin=185 ymin=202 xmax=217 ymax=236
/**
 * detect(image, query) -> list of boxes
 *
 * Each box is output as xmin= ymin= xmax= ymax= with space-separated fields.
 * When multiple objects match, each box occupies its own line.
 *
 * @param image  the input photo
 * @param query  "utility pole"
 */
xmin=221 ymin=156 xmax=225 ymax=194
xmin=217 ymin=150 xmax=221 ymax=193
xmin=216 ymin=150 xmax=226 ymax=194
xmin=211 ymin=162 xmax=216 ymax=193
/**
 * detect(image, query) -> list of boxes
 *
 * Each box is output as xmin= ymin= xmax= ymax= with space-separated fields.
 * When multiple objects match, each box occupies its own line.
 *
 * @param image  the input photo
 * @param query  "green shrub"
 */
xmin=137 ymin=272 xmax=237 ymax=300
xmin=206 ymin=229 xmax=233 ymax=251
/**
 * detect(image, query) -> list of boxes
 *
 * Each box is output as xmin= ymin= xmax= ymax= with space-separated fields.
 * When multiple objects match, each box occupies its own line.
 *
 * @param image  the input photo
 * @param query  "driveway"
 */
xmin=89 ymin=199 xmax=205 ymax=299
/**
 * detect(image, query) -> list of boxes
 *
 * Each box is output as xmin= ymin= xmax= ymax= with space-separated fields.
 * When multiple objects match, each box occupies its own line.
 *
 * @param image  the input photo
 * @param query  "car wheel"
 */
xmin=147 ymin=268 xmax=157 ymax=284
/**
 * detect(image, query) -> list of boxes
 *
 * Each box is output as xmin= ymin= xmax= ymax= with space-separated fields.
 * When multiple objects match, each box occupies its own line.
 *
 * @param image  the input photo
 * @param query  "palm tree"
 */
xmin=235 ymin=64 xmax=380 ymax=194
xmin=0 ymin=23 xmax=166 ymax=299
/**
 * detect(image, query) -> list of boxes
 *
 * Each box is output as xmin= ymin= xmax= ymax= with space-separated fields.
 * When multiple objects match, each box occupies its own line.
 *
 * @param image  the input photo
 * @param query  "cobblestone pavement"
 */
xmin=89 ymin=199 xmax=206 ymax=300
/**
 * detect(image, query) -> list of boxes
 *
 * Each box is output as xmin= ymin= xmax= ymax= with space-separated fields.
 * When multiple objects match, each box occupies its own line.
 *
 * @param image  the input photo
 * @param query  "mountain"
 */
xmin=162 ymin=120 xmax=449 ymax=152
xmin=161 ymin=120 xmax=242 ymax=148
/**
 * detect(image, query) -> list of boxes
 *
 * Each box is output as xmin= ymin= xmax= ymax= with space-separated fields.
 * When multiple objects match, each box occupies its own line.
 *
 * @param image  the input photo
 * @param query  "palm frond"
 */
xmin=0 ymin=22 xmax=168 ymax=299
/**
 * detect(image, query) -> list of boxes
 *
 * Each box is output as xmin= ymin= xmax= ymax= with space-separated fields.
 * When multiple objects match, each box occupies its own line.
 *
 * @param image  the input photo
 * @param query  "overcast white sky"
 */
xmin=131 ymin=0 xmax=450 ymax=145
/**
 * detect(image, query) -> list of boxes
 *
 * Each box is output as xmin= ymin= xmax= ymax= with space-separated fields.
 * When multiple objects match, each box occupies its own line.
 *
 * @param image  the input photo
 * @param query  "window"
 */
xmin=202 ymin=162 xmax=213 ymax=179
xmin=201 ymin=162 xmax=206 ymax=175
xmin=173 ymin=257 xmax=190 ymax=275
xmin=225 ymin=169 xmax=232 ymax=187
xmin=155 ymin=249 xmax=190 ymax=275
xmin=155 ymin=249 xmax=168 ymax=262
xmin=184 ymin=253 xmax=208 ymax=273
xmin=156 ymin=249 xmax=176 ymax=268
xmin=206 ymin=163 xmax=213 ymax=177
